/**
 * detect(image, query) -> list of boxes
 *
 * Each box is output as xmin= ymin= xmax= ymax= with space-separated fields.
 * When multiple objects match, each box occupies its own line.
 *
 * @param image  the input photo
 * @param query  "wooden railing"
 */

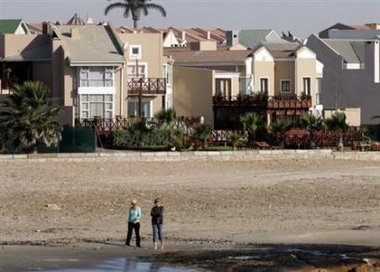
xmin=267 ymin=95 xmax=312 ymax=109
xmin=213 ymin=94 xmax=267 ymax=106
xmin=213 ymin=94 xmax=312 ymax=109
xmin=127 ymin=78 xmax=166 ymax=95
xmin=75 ymin=116 xmax=130 ymax=135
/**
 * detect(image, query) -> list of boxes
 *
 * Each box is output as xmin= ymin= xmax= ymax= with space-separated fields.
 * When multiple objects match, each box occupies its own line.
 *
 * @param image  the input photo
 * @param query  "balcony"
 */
xmin=127 ymin=78 xmax=166 ymax=95
xmin=213 ymin=93 xmax=267 ymax=107
xmin=267 ymin=95 xmax=312 ymax=109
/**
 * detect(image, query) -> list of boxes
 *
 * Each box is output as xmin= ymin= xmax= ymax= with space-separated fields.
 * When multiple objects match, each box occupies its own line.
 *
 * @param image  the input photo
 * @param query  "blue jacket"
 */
xmin=128 ymin=207 xmax=141 ymax=223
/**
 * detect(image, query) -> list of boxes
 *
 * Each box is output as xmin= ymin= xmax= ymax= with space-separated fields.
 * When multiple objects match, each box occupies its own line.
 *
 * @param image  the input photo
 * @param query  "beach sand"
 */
xmin=2 ymin=157 xmax=380 ymax=271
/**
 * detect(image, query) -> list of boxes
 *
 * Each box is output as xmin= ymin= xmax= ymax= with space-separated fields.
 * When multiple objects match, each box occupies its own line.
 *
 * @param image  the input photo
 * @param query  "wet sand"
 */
xmin=2 ymin=157 xmax=380 ymax=271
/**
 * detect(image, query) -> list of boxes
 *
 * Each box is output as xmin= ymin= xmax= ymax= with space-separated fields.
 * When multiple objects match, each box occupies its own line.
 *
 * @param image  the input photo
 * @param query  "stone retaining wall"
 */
xmin=1 ymin=150 xmax=380 ymax=162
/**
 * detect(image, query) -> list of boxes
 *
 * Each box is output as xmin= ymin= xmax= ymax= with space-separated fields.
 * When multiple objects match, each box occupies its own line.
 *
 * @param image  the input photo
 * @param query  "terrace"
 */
xmin=127 ymin=78 xmax=166 ymax=95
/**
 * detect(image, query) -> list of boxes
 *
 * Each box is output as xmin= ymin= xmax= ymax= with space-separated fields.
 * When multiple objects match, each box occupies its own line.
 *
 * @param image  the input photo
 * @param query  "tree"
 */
xmin=300 ymin=113 xmax=324 ymax=149
xmin=324 ymin=111 xmax=348 ymax=132
xmin=0 ymin=81 xmax=62 ymax=153
xmin=300 ymin=113 xmax=324 ymax=132
xmin=192 ymin=123 xmax=212 ymax=150
xmin=324 ymin=111 xmax=349 ymax=150
xmin=154 ymin=108 xmax=176 ymax=129
xmin=270 ymin=117 xmax=291 ymax=147
xmin=105 ymin=0 xmax=167 ymax=28
xmin=240 ymin=112 xmax=265 ymax=145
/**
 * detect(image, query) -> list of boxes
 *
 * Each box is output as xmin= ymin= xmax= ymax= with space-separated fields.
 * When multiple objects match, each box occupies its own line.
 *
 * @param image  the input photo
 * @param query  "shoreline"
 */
xmin=2 ymin=157 xmax=380 ymax=270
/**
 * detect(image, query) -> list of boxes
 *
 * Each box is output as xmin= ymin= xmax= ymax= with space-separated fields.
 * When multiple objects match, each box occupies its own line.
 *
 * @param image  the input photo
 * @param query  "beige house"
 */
xmin=167 ymin=39 xmax=324 ymax=128
xmin=0 ymin=21 xmax=173 ymax=126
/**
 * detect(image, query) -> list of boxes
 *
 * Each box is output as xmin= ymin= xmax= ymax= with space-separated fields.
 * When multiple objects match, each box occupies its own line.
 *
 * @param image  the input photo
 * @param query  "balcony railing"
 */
xmin=213 ymin=94 xmax=312 ymax=109
xmin=267 ymin=95 xmax=312 ymax=109
xmin=213 ymin=94 xmax=267 ymax=106
xmin=127 ymin=78 xmax=166 ymax=95
xmin=75 ymin=116 xmax=130 ymax=135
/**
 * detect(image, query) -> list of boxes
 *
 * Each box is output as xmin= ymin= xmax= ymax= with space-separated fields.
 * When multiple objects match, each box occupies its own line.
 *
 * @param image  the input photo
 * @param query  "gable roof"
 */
xmin=53 ymin=24 xmax=124 ymax=65
xmin=0 ymin=19 xmax=28 ymax=34
xmin=253 ymin=41 xmax=301 ymax=59
xmin=66 ymin=13 xmax=86 ymax=26
xmin=323 ymin=39 xmax=365 ymax=63
xmin=238 ymin=30 xmax=274 ymax=48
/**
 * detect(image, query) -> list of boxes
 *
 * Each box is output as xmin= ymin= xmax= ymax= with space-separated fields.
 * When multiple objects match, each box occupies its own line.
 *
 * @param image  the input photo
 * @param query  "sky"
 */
xmin=0 ymin=0 xmax=379 ymax=38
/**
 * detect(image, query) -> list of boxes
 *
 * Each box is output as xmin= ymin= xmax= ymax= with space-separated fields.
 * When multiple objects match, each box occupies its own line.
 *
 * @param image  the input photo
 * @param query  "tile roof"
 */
xmin=116 ymin=26 xmax=226 ymax=44
xmin=53 ymin=24 xmax=124 ymax=65
xmin=0 ymin=19 xmax=23 ymax=34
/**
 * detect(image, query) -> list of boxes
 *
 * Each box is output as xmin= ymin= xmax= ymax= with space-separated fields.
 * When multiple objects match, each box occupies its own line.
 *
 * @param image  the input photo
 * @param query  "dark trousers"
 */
xmin=125 ymin=222 xmax=141 ymax=247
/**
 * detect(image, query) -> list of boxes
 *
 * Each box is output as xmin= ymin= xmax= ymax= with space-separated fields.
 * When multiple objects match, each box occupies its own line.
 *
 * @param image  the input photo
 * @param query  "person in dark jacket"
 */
xmin=150 ymin=197 xmax=164 ymax=250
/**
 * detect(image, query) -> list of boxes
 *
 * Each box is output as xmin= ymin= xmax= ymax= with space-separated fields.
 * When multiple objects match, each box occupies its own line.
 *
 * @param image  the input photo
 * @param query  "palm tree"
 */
xmin=270 ymin=117 xmax=291 ymax=147
xmin=154 ymin=108 xmax=176 ymax=129
xmin=105 ymin=0 xmax=167 ymax=28
xmin=240 ymin=112 xmax=265 ymax=145
xmin=0 ymin=81 xmax=62 ymax=153
xmin=192 ymin=123 xmax=212 ymax=150
xmin=300 ymin=113 xmax=324 ymax=148
xmin=324 ymin=111 xmax=349 ymax=150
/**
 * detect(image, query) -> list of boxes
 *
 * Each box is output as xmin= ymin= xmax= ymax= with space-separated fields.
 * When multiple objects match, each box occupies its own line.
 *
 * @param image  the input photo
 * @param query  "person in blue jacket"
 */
xmin=125 ymin=199 xmax=141 ymax=247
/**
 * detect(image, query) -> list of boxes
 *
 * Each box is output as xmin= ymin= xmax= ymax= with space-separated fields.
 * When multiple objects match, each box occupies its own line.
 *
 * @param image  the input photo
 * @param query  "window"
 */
xmin=280 ymin=80 xmax=291 ymax=93
xmin=129 ymin=45 xmax=141 ymax=59
xmin=128 ymin=98 xmax=152 ymax=118
xmin=316 ymin=78 xmax=322 ymax=104
xmin=239 ymin=77 xmax=252 ymax=95
xmin=303 ymin=77 xmax=311 ymax=95
xmin=260 ymin=78 xmax=268 ymax=92
xmin=79 ymin=67 xmax=113 ymax=87
xmin=80 ymin=94 xmax=113 ymax=119
xmin=127 ymin=63 xmax=147 ymax=78
xmin=215 ymin=78 xmax=231 ymax=97
xmin=164 ymin=64 xmax=173 ymax=86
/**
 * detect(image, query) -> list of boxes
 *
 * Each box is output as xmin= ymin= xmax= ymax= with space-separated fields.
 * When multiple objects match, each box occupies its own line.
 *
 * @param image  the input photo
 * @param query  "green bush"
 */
xmin=112 ymin=128 xmax=170 ymax=149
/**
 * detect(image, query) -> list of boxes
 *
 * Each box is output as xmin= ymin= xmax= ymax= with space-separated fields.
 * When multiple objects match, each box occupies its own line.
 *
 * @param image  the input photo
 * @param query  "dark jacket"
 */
xmin=150 ymin=206 xmax=164 ymax=225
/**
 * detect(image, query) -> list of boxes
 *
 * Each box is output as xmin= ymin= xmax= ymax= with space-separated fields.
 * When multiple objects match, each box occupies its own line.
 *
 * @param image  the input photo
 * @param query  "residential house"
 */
xmin=319 ymin=22 xmax=380 ymax=38
xmin=226 ymin=29 xmax=287 ymax=48
xmin=0 ymin=19 xmax=31 ymax=35
xmin=306 ymin=24 xmax=380 ymax=125
xmin=0 ymin=19 xmax=172 ymax=127
xmin=118 ymin=26 xmax=226 ymax=48
xmin=0 ymin=19 xmax=51 ymax=96
xmin=167 ymin=37 xmax=323 ymax=129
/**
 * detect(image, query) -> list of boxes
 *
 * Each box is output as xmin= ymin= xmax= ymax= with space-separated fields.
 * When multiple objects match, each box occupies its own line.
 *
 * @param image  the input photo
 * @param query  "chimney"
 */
xmin=206 ymin=31 xmax=211 ymax=40
xmin=70 ymin=27 xmax=80 ymax=38
xmin=42 ymin=21 xmax=53 ymax=36
xmin=181 ymin=30 xmax=186 ymax=41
